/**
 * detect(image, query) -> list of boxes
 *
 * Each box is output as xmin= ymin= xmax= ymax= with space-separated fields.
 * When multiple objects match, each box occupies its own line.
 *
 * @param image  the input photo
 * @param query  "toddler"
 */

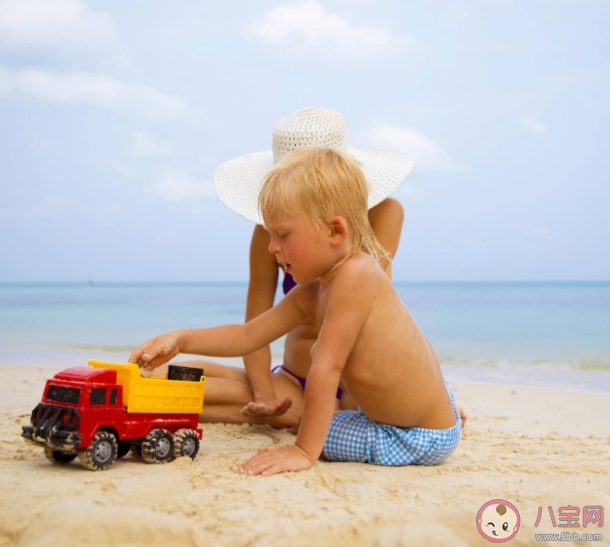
xmin=129 ymin=147 xmax=461 ymax=475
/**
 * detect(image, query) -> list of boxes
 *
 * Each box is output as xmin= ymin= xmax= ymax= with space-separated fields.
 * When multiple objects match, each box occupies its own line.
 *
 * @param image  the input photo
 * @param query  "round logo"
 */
xmin=476 ymin=499 xmax=520 ymax=542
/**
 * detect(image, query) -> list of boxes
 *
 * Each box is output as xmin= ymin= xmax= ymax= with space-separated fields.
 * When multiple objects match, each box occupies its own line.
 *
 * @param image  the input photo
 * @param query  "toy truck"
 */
xmin=22 ymin=360 xmax=206 ymax=471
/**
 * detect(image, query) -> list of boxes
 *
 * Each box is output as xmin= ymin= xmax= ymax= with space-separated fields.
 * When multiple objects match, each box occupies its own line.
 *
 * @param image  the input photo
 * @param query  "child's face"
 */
xmin=266 ymin=214 xmax=336 ymax=284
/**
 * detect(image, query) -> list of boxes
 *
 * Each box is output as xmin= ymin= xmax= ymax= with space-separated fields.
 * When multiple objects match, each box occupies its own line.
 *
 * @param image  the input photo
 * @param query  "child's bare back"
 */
xmin=307 ymin=252 xmax=456 ymax=431
xmin=318 ymin=253 xmax=456 ymax=429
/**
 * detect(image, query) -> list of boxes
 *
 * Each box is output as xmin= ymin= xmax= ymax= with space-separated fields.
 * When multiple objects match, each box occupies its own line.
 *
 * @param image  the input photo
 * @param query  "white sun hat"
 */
xmin=213 ymin=107 xmax=415 ymax=224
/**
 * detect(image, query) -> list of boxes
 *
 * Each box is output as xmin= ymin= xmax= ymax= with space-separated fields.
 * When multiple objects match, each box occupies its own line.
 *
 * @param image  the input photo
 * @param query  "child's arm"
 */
xmin=239 ymin=260 xmax=376 ymax=476
xmin=128 ymin=287 xmax=309 ymax=370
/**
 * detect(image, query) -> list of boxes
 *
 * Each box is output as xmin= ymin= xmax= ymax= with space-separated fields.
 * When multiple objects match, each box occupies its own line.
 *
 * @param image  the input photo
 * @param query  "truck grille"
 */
xmin=30 ymin=403 xmax=81 ymax=441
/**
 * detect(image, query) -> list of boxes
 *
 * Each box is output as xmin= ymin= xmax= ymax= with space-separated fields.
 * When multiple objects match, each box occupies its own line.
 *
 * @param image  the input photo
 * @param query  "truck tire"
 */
xmin=44 ymin=448 xmax=77 ymax=465
xmin=173 ymin=429 xmax=200 ymax=460
xmin=141 ymin=429 xmax=174 ymax=464
xmin=116 ymin=442 xmax=131 ymax=459
xmin=78 ymin=431 xmax=118 ymax=471
xmin=130 ymin=444 xmax=142 ymax=458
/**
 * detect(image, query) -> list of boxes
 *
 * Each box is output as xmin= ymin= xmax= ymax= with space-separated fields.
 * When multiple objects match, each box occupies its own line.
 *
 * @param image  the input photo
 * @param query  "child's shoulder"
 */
xmin=333 ymin=253 xmax=383 ymax=287
xmin=340 ymin=252 xmax=381 ymax=274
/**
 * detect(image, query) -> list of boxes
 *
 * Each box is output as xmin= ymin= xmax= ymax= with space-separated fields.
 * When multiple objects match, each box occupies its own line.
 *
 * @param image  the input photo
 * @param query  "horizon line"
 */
xmin=1 ymin=280 xmax=609 ymax=286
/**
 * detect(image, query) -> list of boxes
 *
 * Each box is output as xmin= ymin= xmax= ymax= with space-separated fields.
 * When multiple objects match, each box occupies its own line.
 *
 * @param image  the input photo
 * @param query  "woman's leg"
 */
xmin=161 ymin=359 xmax=305 ymax=427
xmin=201 ymin=372 xmax=304 ymax=427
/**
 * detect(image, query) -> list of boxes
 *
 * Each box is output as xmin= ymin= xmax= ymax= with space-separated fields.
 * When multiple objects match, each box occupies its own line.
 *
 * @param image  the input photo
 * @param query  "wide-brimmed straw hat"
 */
xmin=213 ymin=107 xmax=415 ymax=224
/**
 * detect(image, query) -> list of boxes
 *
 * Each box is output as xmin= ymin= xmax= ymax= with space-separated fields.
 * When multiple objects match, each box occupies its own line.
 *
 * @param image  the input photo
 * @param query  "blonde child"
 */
xmin=129 ymin=147 xmax=462 ymax=475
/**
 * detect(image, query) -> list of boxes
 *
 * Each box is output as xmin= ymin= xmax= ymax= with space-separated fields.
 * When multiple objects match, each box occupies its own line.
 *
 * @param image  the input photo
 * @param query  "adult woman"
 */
xmin=179 ymin=108 xmax=414 ymax=428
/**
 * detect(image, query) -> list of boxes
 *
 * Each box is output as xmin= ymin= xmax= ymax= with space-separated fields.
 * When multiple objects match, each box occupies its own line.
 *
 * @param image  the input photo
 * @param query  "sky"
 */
xmin=0 ymin=0 xmax=608 ymax=282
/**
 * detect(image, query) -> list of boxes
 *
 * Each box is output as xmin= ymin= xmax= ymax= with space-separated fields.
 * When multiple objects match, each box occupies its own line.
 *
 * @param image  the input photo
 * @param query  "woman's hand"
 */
xmin=239 ymin=397 xmax=293 ymax=418
xmin=128 ymin=331 xmax=182 ymax=370
xmin=238 ymin=444 xmax=314 ymax=476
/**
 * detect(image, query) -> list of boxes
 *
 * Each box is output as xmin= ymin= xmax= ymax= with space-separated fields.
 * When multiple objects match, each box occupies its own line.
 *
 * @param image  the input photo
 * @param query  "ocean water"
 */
xmin=1 ymin=282 xmax=609 ymax=393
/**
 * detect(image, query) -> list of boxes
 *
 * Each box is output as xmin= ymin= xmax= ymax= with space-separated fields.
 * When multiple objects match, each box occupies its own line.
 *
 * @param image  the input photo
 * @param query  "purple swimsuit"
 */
xmin=276 ymin=272 xmax=343 ymax=400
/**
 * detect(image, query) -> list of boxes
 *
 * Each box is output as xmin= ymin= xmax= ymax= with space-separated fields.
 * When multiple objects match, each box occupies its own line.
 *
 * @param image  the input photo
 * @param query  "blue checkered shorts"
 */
xmin=322 ymin=380 xmax=462 ymax=466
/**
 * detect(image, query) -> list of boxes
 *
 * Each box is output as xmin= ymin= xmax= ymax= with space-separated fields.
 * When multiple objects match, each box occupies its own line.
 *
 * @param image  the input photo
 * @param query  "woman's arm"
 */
xmin=368 ymin=197 xmax=404 ymax=279
xmin=242 ymin=224 xmax=284 ymax=406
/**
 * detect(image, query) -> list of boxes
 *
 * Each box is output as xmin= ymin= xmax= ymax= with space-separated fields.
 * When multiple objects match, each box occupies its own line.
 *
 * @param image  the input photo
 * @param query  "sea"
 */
xmin=1 ymin=282 xmax=609 ymax=394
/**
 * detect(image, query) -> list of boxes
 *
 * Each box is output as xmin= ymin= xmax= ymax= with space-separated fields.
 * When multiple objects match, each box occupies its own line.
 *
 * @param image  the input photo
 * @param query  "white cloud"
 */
xmin=519 ymin=116 xmax=547 ymax=135
xmin=358 ymin=124 xmax=466 ymax=174
xmin=144 ymin=172 xmax=216 ymax=204
xmin=0 ymin=0 xmax=115 ymax=51
xmin=0 ymin=68 xmax=190 ymax=122
xmin=130 ymin=131 xmax=173 ymax=159
xmin=244 ymin=2 xmax=409 ymax=60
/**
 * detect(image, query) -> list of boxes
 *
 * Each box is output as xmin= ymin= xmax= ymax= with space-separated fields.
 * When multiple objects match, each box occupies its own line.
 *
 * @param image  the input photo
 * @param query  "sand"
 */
xmin=0 ymin=365 xmax=609 ymax=547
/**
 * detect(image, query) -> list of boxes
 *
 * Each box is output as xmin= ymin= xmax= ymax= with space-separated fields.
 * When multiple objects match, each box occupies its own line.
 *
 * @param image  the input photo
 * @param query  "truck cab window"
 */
xmin=46 ymin=385 xmax=81 ymax=404
xmin=110 ymin=389 xmax=117 ymax=405
xmin=90 ymin=388 xmax=106 ymax=405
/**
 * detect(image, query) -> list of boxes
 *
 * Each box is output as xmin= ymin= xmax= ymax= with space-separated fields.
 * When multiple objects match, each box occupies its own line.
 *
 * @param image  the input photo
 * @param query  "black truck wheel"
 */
xmin=44 ymin=448 xmax=77 ymax=465
xmin=141 ymin=429 xmax=174 ymax=464
xmin=173 ymin=429 xmax=200 ymax=460
xmin=78 ymin=431 xmax=118 ymax=471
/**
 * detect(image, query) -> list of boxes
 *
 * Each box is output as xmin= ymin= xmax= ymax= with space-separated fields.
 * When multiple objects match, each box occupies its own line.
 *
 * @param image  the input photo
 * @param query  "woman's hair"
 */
xmin=258 ymin=147 xmax=390 ymax=265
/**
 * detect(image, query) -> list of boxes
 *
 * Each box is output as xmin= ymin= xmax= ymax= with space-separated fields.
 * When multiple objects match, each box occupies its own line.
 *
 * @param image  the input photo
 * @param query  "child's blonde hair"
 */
xmin=258 ymin=147 xmax=390 ymax=264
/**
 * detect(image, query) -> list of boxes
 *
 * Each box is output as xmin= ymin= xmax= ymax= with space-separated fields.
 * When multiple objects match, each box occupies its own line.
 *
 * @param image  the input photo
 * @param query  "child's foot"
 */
xmin=458 ymin=405 xmax=468 ymax=427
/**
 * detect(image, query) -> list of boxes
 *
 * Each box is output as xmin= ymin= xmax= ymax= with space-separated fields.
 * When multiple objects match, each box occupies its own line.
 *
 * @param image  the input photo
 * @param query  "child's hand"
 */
xmin=239 ymin=397 xmax=293 ymax=418
xmin=238 ymin=445 xmax=314 ymax=476
xmin=128 ymin=331 xmax=181 ymax=370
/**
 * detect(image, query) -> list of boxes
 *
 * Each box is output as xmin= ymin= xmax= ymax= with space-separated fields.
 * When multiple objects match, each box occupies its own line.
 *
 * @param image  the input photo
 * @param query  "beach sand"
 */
xmin=0 ymin=365 xmax=608 ymax=547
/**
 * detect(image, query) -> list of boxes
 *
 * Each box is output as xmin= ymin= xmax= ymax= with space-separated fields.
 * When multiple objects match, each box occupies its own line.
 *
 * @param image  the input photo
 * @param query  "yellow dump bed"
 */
xmin=88 ymin=360 xmax=205 ymax=414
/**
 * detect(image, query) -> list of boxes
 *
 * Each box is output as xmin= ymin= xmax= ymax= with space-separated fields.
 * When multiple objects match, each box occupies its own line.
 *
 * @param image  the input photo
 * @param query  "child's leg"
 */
xmin=322 ymin=410 xmax=371 ymax=463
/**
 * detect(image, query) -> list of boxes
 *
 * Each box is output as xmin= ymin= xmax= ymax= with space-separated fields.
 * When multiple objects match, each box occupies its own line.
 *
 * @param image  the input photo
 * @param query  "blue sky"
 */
xmin=0 ymin=0 xmax=608 ymax=282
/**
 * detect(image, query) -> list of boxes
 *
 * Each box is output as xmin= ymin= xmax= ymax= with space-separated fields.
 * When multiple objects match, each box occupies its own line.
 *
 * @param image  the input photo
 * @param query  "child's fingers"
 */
xmin=238 ymin=446 xmax=277 ymax=474
xmin=128 ymin=346 xmax=147 ymax=365
xmin=244 ymin=456 xmax=278 ymax=476
xmin=129 ymin=338 xmax=159 ymax=365
xmin=260 ymin=462 xmax=289 ymax=476
xmin=243 ymin=452 xmax=306 ymax=476
xmin=146 ymin=350 xmax=177 ymax=370
xmin=250 ymin=460 xmax=281 ymax=476
xmin=238 ymin=445 xmax=313 ymax=477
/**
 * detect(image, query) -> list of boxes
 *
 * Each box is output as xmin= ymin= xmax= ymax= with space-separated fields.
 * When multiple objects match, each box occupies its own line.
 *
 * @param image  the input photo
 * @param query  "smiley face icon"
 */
xmin=476 ymin=500 xmax=520 ymax=542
